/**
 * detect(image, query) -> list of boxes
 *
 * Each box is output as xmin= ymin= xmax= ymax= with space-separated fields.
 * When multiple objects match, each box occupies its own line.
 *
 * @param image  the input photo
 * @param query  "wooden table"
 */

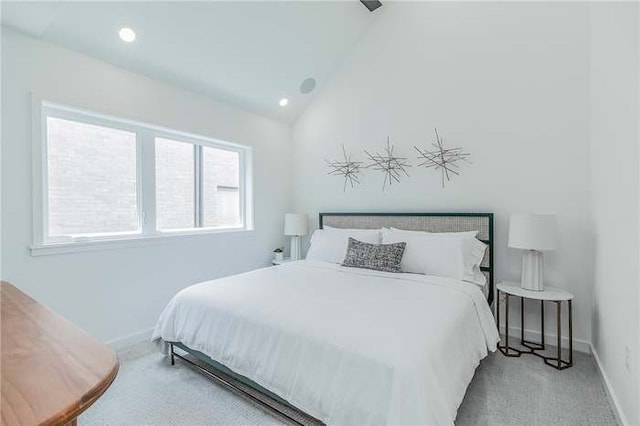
xmin=1 ymin=281 xmax=119 ymax=425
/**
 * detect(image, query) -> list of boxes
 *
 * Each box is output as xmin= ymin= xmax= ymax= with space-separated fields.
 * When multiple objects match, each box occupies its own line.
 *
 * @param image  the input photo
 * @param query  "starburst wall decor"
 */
xmin=326 ymin=145 xmax=363 ymax=192
xmin=414 ymin=128 xmax=470 ymax=188
xmin=364 ymin=136 xmax=411 ymax=191
xmin=325 ymin=129 xmax=471 ymax=191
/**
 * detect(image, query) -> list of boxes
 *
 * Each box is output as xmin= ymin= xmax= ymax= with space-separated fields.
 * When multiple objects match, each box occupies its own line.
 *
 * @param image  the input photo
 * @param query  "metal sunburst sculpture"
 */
xmin=364 ymin=136 xmax=411 ymax=191
xmin=414 ymin=128 xmax=470 ymax=188
xmin=326 ymin=145 xmax=363 ymax=192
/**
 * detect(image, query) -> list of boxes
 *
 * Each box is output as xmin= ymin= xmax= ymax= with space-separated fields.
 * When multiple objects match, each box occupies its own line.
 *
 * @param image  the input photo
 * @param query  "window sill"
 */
xmin=30 ymin=228 xmax=255 ymax=256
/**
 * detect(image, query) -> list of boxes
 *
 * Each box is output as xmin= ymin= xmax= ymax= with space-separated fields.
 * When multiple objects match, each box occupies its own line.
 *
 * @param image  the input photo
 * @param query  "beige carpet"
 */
xmin=81 ymin=344 xmax=617 ymax=425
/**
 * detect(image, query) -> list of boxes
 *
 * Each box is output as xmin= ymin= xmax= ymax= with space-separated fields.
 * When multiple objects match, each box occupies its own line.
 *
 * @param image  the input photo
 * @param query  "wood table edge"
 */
xmin=1 ymin=282 xmax=121 ymax=426
xmin=46 ymin=356 xmax=119 ymax=426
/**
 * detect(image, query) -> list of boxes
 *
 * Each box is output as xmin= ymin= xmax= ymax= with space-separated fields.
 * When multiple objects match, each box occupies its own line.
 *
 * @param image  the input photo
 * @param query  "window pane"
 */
xmin=155 ymin=138 xmax=195 ymax=230
xmin=202 ymin=146 xmax=241 ymax=228
xmin=46 ymin=117 xmax=138 ymax=237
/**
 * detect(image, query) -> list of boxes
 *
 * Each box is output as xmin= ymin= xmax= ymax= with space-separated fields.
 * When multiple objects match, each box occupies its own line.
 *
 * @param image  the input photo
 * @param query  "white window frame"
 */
xmin=31 ymin=98 xmax=254 ymax=256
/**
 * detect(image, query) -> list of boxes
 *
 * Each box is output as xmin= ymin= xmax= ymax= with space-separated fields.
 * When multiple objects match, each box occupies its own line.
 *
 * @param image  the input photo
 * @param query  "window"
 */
xmin=155 ymin=138 xmax=195 ymax=231
xmin=154 ymin=139 xmax=243 ymax=231
xmin=202 ymin=146 xmax=241 ymax=228
xmin=34 ymin=102 xmax=252 ymax=254
xmin=46 ymin=117 xmax=139 ymax=237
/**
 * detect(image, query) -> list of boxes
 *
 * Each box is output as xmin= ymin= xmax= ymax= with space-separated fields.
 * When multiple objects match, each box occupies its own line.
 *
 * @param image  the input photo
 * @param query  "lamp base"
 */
xmin=290 ymin=236 xmax=302 ymax=261
xmin=521 ymin=250 xmax=544 ymax=291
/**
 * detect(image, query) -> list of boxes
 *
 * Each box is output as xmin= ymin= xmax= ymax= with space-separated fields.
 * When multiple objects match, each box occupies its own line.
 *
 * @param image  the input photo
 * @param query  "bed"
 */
xmin=152 ymin=213 xmax=499 ymax=425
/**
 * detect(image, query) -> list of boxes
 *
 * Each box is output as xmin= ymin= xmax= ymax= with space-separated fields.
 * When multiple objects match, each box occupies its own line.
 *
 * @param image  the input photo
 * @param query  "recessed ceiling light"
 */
xmin=279 ymin=98 xmax=289 ymax=107
xmin=119 ymin=27 xmax=136 ymax=43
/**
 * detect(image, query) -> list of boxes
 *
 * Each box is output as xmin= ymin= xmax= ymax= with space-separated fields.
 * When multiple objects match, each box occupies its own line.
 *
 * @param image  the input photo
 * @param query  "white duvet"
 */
xmin=152 ymin=260 xmax=499 ymax=426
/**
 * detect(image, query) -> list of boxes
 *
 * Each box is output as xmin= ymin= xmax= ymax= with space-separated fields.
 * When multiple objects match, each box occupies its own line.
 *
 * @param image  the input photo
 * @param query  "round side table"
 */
xmin=496 ymin=281 xmax=574 ymax=370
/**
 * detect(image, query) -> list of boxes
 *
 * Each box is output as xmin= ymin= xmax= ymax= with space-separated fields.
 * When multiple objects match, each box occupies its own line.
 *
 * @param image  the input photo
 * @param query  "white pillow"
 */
xmin=388 ymin=227 xmax=478 ymax=238
xmin=462 ymin=238 xmax=488 ymax=286
xmin=381 ymin=228 xmax=487 ymax=285
xmin=306 ymin=228 xmax=381 ymax=264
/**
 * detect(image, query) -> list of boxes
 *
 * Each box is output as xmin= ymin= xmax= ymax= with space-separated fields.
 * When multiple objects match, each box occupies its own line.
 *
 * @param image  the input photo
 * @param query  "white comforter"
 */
xmin=152 ymin=260 xmax=499 ymax=426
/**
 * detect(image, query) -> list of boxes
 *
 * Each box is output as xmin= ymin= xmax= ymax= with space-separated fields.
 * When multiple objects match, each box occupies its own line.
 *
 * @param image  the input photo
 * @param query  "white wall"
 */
xmin=292 ymin=2 xmax=593 ymax=346
xmin=1 ymin=28 xmax=292 ymax=344
xmin=589 ymin=3 xmax=639 ymax=425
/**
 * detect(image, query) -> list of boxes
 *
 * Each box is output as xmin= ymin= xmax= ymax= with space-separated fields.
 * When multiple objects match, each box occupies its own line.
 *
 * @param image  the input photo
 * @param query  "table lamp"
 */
xmin=284 ymin=213 xmax=308 ymax=261
xmin=508 ymin=213 xmax=557 ymax=291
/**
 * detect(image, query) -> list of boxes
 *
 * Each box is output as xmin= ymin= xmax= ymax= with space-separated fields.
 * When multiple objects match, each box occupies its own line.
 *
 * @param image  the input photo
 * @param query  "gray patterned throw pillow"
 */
xmin=342 ymin=237 xmax=406 ymax=273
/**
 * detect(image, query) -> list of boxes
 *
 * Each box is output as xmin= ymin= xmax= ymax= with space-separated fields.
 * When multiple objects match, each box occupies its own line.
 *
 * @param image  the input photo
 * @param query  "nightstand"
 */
xmin=272 ymin=257 xmax=294 ymax=266
xmin=496 ymin=281 xmax=574 ymax=370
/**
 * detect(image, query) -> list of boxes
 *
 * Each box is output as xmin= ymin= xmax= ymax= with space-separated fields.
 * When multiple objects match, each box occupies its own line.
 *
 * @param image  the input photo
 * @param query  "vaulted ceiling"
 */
xmin=1 ymin=1 xmax=383 ymax=123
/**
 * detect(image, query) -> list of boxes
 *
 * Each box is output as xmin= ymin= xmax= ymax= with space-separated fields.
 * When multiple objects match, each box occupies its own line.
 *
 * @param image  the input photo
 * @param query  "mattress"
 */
xmin=152 ymin=260 xmax=499 ymax=425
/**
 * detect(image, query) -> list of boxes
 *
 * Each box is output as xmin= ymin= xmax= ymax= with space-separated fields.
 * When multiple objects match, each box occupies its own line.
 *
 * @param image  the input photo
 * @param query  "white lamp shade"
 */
xmin=508 ymin=214 xmax=557 ymax=251
xmin=284 ymin=213 xmax=308 ymax=236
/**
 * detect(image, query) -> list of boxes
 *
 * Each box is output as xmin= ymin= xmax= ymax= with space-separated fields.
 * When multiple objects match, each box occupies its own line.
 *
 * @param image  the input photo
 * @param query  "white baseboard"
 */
xmin=590 ymin=343 xmax=629 ymax=426
xmin=105 ymin=327 xmax=153 ymax=352
xmin=499 ymin=325 xmax=591 ymax=353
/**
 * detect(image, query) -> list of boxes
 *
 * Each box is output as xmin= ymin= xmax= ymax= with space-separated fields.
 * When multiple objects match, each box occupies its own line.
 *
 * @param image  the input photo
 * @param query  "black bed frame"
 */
xmin=169 ymin=211 xmax=495 ymax=425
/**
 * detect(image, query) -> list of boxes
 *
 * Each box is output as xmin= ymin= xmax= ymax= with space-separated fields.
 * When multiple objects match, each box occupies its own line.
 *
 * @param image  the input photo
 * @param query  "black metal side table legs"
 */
xmin=496 ymin=289 xmax=573 ymax=370
xmin=543 ymin=300 xmax=573 ymax=370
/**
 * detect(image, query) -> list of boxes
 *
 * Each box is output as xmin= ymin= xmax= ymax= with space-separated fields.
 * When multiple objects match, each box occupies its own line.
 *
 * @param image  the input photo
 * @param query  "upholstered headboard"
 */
xmin=319 ymin=212 xmax=494 ymax=305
